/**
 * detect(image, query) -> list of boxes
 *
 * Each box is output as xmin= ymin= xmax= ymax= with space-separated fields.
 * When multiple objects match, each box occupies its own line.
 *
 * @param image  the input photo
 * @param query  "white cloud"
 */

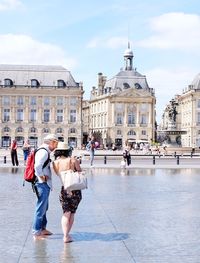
xmin=145 ymin=67 xmax=197 ymax=122
xmin=138 ymin=12 xmax=200 ymax=51
xmin=0 ymin=34 xmax=77 ymax=69
xmin=0 ymin=0 xmax=23 ymax=11
xmin=87 ymin=36 xmax=128 ymax=49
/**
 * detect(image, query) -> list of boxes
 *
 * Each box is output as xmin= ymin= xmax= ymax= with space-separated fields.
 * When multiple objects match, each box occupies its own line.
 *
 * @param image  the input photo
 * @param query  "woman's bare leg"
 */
xmin=68 ymin=213 xmax=75 ymax=234
xmin=61 ymin=212 xmax=71 ymax=242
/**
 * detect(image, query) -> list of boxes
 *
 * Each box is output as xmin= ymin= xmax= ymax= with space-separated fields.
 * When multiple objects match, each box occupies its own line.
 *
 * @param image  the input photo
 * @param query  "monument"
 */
xmin=159 ymin=99 xmax=186 ymax=146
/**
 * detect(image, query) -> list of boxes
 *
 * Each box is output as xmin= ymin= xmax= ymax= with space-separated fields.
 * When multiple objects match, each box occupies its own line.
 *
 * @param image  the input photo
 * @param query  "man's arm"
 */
xmin=34 ymin=149 xmax=49 ymax=182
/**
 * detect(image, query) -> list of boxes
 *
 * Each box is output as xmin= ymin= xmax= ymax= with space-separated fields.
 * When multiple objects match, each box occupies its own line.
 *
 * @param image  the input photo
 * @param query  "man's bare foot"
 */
xmin=63 ymin=235 xmax=73 ymax=243
xmin=33 ymin=234 xmax=47 ymax=240
xmin=41 ymin=229 xmax=53 ymax=235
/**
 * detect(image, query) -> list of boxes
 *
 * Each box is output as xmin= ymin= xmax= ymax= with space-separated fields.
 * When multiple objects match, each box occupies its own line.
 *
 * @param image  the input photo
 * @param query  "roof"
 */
xmin=104 ymin=69 xmax=150 ymax=91
xmin=0 ymin=64 xmax=78 ymax=87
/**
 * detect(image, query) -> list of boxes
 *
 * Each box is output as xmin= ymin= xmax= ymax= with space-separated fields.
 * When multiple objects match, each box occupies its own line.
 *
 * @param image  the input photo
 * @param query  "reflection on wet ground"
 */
xmin=1 ymin=167 xmax=200 ymax=263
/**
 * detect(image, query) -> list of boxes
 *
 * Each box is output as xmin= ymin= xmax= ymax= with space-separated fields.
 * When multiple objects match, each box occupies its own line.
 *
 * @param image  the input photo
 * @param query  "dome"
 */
xmin=191 ymin=73 xmax=200 ymax=89
xmin=124 ymin=48 xmax=133 ymax=57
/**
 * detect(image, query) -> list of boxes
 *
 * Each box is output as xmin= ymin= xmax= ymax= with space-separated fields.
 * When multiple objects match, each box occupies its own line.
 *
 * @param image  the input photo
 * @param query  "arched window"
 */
xmin=3 ymin=127 xmax=10 ymax=132
xmin=57 ymin=80 xmax=66 ymax=88
xmin=31 ymin=79 xmax=39 ymax=88
xmin=4 ymin=78 xmax=13 ymax=87
xmin=127 ymin=130 xmax=136 ymax=136
xmin=30 ymin=127 xmax=37 ymax=133
xmin=16 ymin=127 xmax=23 ymax=133
xmin=43 ymin=128 xmax=49 ymax=133
xmin=69 ymin=128 xmax=76 ymax=134
xmin=56 ymin=127 xmax=63 ymax=133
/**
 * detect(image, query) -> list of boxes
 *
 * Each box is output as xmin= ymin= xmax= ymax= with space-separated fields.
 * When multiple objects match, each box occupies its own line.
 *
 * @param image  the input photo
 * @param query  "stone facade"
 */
xmin=88 ymin=44 xmax=156 ymax=148
xmin=0 ymin=65 xmax=83 ymax=148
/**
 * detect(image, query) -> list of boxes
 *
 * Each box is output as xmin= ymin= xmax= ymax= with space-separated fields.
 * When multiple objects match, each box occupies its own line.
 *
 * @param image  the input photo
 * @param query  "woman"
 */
xmin=10 ymin=140 xmax=19 ymax=166
xmin=53 ymin=142 xmax=82 ymax=243
xmin=22 ymin=140 xmax=31 ymax=165
xmin=123 ymin=144 xmax=131 ymax=166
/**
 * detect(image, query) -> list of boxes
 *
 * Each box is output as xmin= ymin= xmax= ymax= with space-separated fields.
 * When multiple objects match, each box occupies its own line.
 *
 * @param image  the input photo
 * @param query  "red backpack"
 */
xmin=23 ymin=147 xmax=50 ymax=184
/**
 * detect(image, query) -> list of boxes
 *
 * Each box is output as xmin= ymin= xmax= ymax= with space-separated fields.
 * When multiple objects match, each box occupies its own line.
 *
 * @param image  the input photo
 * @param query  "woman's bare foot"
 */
xmin=63 ymin=235 xmax=73 ymax=243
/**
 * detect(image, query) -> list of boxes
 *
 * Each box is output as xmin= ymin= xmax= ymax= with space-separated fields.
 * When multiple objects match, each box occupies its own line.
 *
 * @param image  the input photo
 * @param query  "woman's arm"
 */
xmin=52 ymin=161 xmax=59 ymax=176
xmin=72 ymin=157 xmax=82 ymax=172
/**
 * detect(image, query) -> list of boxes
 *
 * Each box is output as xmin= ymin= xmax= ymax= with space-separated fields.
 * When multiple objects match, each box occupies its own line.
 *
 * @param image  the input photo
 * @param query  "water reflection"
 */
xmin=11 ymin=167 xmax=18 ymax=174
xmin=120 ymin=169 xmax=130 ymax=176
xmin=33 ymin=240 xmax=48 ymax=263
xmin=60 ymin=244 xmax=73 ymax=263
xmin=86 ymin=167 xmax=155 ymax=176
xmin=83 ymin=167 xmax=200 ymax=178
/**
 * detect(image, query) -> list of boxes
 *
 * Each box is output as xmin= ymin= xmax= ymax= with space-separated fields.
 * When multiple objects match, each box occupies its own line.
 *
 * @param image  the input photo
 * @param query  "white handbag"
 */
xmin=60 ymin=170 xmax=88 ymax=191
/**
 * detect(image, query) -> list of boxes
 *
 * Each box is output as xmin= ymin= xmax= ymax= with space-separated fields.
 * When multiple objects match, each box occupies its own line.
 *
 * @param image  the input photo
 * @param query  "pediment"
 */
xmin=111 ymin=87 xmax=152 ymax=98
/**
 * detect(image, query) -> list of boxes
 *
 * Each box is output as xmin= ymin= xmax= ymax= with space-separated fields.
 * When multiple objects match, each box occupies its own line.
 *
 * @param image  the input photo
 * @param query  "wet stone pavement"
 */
xmin=1 ymin=167 xmax=200 ymax=262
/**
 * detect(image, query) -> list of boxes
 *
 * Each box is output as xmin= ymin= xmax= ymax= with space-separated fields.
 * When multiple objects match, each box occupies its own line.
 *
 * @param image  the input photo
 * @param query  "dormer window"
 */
xmin=123 ymin=83 xmax=130 ymax=89
xmin=31 ymin=79 xmax=39 ymax=88
xmin=57 ymin=79 xmax=66 ymax=88
xmin=135 ymin=83 xmax=142 ymax=89
xmin=4 ymin=78 xmax=13 ymax=87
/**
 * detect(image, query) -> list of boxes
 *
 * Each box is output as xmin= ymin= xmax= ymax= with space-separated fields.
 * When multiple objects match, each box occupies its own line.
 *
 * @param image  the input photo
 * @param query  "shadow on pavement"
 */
xmin=71 ymin=232 xmax=130 ymax=242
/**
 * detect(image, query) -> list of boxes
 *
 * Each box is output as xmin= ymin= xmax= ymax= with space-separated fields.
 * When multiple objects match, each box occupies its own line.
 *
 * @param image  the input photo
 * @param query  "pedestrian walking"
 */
xmin=86 ymin=136 xmax=96 ymax=167
xmin=10 ymin=139 xmax=19 ymax=166
xmin=22 ymin=139 xmax=31 ymax=165
xmin=123 ymin=144 xmax=131 ymax=166
xmin=32 ymin=134 xmax=58 ymax=240
xmin=53 ymin=142 xmax=82 ymax=243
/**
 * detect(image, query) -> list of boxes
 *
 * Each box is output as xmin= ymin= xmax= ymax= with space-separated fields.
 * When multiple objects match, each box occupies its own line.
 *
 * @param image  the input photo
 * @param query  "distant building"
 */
xmin=82 ymin=99 xmax=90 ymax=145
xmin=178 ymin=73 xmax=200 ymax=147
xmin=88 ymin=43 xmax=156 ymax=148
xmin=0 ymin=65 xmax=83 ymax=148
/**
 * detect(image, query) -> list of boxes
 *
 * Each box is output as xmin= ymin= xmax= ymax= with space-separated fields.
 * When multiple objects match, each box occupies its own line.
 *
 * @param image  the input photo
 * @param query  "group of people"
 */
xmin=10 ymin=139 xmax=31 ymax=166
xmin=32 ymin=134 xmax=82 ymax=243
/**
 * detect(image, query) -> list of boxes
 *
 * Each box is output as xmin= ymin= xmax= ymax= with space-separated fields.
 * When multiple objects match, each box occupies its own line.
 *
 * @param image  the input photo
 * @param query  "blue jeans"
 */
xmin=32 ymin=182 xmax=50 ymax=235
xmin=90 ymin=150 xmax=94 ymax=165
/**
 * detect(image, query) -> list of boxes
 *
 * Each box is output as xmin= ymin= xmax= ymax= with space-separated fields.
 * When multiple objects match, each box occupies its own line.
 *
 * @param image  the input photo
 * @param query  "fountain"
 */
xmin=159 ymin=99 xmax=186 ymax=147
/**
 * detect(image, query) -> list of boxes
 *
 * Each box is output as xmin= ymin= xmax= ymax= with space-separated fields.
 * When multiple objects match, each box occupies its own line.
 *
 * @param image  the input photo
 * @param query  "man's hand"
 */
xmin=40 ymin=175 xmax=47 ymax=182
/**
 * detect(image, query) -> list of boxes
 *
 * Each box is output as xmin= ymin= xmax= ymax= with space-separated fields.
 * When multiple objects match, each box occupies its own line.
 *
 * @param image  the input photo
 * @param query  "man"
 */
xmin=32 ymin=134 xmax=58 ymax=240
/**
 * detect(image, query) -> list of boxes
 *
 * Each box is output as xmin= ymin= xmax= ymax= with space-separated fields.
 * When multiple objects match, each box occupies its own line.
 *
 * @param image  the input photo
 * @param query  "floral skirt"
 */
xmin=59 ymin=186 xmax=82 ymax=214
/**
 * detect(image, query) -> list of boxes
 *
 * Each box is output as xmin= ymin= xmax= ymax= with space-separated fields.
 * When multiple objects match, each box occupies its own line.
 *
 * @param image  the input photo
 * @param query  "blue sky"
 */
xmin=0 ymin=0 xmax=200 ymax=122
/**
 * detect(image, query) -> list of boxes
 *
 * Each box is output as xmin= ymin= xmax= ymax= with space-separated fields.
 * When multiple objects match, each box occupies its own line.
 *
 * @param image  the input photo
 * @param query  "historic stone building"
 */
xmin=88 ymin=44 xmax=156 ymax=148
xmin=0 ymin=65 xmax=83 ymax=148
xmin=178 ymin=73 xmax=200 ymax=147
xmin=82 ymin=100 xmax=90 ymax=145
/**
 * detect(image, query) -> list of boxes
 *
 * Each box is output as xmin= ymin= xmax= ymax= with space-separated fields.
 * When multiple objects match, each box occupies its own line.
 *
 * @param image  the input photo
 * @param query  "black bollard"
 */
xmin=4 ymin=156 xmax=6 ymax=164
xmin=104 ymin=155 xmax=107 ymax=164
xmin=177 ymin=155 xmax=179 ymax=165
xmin=191 ymin=152 xmax=193 ymax=158
xmin=174 ymin=151 xmax=176 ymax=158
xmin=153 ymin=155 xmax=155 ymax=165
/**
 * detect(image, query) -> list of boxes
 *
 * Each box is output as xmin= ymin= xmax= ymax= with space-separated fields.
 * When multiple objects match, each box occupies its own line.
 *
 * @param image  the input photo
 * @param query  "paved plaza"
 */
xmin=1 ymin=157 xmax=200 ymax=262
